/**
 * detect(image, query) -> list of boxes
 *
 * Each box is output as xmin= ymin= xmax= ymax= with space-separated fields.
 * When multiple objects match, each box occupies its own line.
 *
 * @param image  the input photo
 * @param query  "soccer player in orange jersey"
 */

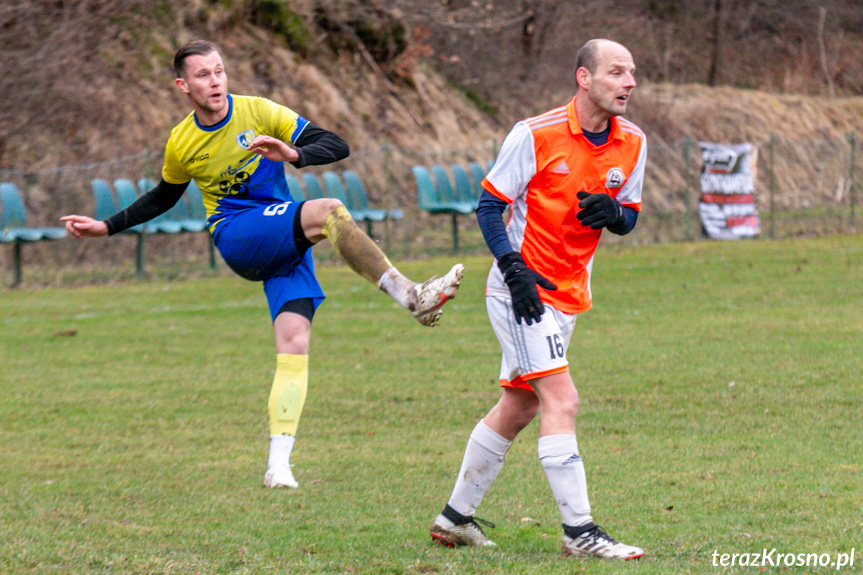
xmin=430 ymin=39 xmax=646 ymax=560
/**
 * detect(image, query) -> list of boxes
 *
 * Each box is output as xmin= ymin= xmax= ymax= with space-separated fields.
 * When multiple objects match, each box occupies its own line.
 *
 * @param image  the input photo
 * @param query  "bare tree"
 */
xmin=817 ymin=5 xmax=836 ymax=97
xmin=706 ymin=0 xmax=723 ymax=86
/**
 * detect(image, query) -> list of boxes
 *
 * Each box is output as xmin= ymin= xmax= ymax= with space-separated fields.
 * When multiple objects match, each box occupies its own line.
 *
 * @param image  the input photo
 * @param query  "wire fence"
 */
xmin=0 ymin=133 xmax=859 ymax=286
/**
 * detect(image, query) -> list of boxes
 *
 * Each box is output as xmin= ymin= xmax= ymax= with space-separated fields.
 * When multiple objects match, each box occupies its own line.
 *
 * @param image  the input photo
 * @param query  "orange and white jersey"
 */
xmin=483 ymin=96 xmax=647 ymax=314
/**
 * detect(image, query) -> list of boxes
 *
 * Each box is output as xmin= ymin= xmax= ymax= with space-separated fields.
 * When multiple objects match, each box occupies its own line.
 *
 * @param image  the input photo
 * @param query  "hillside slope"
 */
xmin=4 ymin=1 xmax=863 ymax=167
xmin=0 ymin=2 xmax=501 ymax=169
xmin=1 ymin=0 xmax=861 ymax=263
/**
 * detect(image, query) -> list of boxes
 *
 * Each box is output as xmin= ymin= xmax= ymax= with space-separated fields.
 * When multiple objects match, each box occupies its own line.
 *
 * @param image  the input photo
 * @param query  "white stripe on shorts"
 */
xmin=487 ymin=295 xmax=577 ymax=385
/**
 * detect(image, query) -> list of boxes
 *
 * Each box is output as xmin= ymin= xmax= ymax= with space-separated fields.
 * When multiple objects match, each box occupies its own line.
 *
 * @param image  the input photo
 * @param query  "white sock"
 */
xmin=538 ymin=434 xmax=593 ymax=528
xmin=267 ymin=434 xmax=296 ymax=470
xmin=445 ymin=420 xmax=512 ymax=520
xmin=378 ymin=266 xmax=416 ymax=310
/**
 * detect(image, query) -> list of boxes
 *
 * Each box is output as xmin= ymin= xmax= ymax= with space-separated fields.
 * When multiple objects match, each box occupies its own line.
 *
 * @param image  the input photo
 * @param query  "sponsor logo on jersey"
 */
xmin=220 ymin=155 xmax=257 ymax=179
xmin=219 ymin=170 xmax=251 ymax=197
xmin=606 ymin=167 xmax=625 ymax=188
xmin=236 ymin=129 xmax=256 ymax=149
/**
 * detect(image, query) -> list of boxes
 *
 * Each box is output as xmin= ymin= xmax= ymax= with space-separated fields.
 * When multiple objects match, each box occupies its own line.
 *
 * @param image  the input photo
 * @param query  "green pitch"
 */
xmin=1 ymin=235 xmax=861 ymax=574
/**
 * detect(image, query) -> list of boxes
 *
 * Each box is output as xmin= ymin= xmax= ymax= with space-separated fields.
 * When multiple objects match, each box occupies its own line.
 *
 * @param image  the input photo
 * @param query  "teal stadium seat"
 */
xmin=412 ymin=165 xmax=475 ymax=251
xmin=323 ymin=170 xmax=403 ymax=239
xmin=138 ymin=177 xmax=208 ymax=233
xmin=182 ymin=180 xmax=210 ymax=231
xmin=90 ymin=178 xmax=119 ymax=221
xmin=301 ymin=173 xmax=325 ymax=200
xmin=343 ymin=170 xmax=403 ymax=224
xmin=110 ymin=178 xmax=150 ymax=277
xmin=468 ymin=161 xmax=487 ymax=203
xmin=181 ymin=179 xmax=216 ymax=269
xmin=90 ymin=178 xmax=214 ymax=276
xmin=413 ymin=165 xmax=442 ymax=213
xmin=112 ymin=178 xmax=147 ymax=234
xmin=0 ymin=183 xmax=65 ymax=243
xmin=320 ymin=171 xmax=352 ymax=206
xmin=136 ymin=178 xmax=183 ymax=234
xmin=285 ymin=173 xmax=305 ymax=201
xmin=451 ymin=163 xmax=479 ymax=209
xmin=430 ymin=165 xmax=475 ymax=215
xmin=324 ymin=170 xmax=371 ymax=235
xmin=431 ymin=165 xmax=457 ymax=204
xmin=0 ymin=182 xmax=66 ymax=285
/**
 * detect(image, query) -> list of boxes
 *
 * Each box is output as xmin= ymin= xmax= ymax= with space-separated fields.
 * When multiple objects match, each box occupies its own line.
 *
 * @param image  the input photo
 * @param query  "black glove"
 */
xmin=576 ymin=191 xmax=624 ymax=230
xmin=497 ymin=251 xmax=557 ymax=326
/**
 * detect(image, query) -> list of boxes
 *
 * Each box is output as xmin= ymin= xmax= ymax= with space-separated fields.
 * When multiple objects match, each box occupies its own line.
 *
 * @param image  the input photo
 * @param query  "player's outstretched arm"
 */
xmin=60 ymin=215 xmax=108 ymax=239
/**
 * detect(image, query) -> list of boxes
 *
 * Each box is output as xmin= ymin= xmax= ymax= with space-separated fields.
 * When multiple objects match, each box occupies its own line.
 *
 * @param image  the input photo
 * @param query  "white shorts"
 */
xmin=486 ymin=294 xmax=577 ymax=390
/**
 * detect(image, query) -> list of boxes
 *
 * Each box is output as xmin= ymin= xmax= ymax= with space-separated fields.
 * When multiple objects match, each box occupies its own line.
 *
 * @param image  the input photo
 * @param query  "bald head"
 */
xmin=575 ymin=39 xmax=633 ymax=81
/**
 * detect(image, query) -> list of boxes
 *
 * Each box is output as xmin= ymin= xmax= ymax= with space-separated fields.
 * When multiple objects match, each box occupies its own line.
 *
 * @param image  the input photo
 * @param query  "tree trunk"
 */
xmin=707 ymin=0 xmax=722 ymax=86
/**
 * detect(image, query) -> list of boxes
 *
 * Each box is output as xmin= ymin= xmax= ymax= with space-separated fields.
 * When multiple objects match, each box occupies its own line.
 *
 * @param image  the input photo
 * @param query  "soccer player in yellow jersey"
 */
xmin=61 ymin=40 xmax=463 ymax=490
xmin=429 ymin=39 xmax=645 ymax=560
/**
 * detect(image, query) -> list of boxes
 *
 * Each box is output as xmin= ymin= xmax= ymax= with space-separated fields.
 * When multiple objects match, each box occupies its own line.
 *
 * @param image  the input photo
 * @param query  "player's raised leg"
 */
xmin=303 ymin=199 xmax=464 ymax=326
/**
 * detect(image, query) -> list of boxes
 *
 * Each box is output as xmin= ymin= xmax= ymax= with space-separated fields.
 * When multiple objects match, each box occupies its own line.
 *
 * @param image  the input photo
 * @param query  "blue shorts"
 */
xmin=212 ymin=201 xmax=325 ymax=321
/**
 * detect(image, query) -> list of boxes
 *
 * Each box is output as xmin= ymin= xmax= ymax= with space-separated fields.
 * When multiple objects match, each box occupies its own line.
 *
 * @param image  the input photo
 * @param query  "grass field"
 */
xmin=1 ymin=235 xmax=861 ymax=574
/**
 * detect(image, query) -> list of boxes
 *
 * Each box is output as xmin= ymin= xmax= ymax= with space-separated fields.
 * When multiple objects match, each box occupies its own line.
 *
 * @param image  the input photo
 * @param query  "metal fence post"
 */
xmin=136 ymin=147 xmax=151 ymax=278
xmin=12 ymin=242 xmax=22 ymax=287
xmin=849 ymin=132 xmax=856 ymax=228
xmin=383 ymin=141 xmax=392 ymax=254
xmin=769 ymin=133 xmax=776 ymax=239
xmin=684 ymin=135 xmax=691 ymax=241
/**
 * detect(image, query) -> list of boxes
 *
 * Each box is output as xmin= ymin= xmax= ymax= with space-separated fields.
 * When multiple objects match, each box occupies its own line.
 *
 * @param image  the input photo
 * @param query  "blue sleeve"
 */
xmin=607 ymin=206 xmax=639 ymax=236
xmin=476 ymin=190 xmax=514 ymax=259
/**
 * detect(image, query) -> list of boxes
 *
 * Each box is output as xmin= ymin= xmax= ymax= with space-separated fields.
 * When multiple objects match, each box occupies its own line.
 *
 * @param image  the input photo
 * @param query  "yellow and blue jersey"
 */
xmin=162 ymin=94 xmax=308 ymax=231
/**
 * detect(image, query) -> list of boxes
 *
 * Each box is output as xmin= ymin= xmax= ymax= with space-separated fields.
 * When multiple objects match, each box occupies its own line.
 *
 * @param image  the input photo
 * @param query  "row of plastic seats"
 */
xmin=0 ymin=182 xmax=67 ymax=286
xmin=414 ymin=161 xmax=493 ymax=213
xmin=412 ymin=160 xmax=494 ymax=251
xmin=285 ymin=170 xmax=403 ymax=236
xmin=95 ymin=171 xmax=401 ymax=237
xmin=91 ymin=178 xmax=209 ymax=235
xmin=90 ymin=178 xmax=216 ymax=276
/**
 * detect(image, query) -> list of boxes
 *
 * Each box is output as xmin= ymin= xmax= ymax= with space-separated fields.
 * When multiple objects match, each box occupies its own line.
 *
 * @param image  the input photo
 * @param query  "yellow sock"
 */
xmin=322 ymin=205 xmax=393 ymax=286
xmin=268 ymin=354 xmax=308 ymax=436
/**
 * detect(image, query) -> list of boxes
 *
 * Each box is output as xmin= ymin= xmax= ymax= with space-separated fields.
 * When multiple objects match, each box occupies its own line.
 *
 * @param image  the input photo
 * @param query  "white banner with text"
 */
xmin=698 ymin=142 xmax=761 ymax=240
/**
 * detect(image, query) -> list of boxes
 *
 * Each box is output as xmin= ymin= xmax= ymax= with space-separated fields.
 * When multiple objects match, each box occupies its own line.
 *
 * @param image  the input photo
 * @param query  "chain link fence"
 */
xmin=0 ymin=133 xmax=859 ymax=286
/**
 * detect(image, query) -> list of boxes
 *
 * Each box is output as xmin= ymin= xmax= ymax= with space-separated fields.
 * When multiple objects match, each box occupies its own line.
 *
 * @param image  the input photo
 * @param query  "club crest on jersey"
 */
xmin=605 ymin=167 xmax=625 ymax=188
xmin=236 ymin=129 xmax=256 ymax=149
